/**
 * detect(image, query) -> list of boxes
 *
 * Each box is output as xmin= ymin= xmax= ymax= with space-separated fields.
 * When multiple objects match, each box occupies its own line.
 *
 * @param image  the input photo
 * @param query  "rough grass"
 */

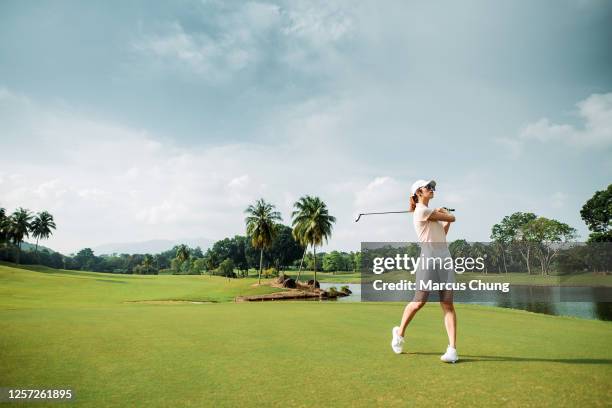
xmin=1 ymin=263 xmax=611 ymax=407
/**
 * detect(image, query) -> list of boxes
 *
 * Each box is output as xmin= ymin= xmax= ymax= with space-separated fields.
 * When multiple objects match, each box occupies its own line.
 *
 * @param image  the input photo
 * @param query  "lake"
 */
xmin=319 ymin=283 xmax=612 ymax=321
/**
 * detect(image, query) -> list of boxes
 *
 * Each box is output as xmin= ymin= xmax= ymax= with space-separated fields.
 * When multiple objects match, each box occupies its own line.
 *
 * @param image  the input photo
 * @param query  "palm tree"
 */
xmin=30 ymin=211 xmax=57 ymax=255
xmin=10 ymin=207 xmax=33 ymax=264
xmin=0 ymin=208 xmax=9 ymax=260
xmin=0 ymin=208 xmax=6 ymax=239
xmin=244 ymin=198 xmax=282 ymax=284
xmin=292 ymin=225 xmax=309 ymax=282
xmin=291 ymin=196 xmax=336 ymax=287
xmin=175 ymin=244 xmax=190 ymax=273
xmin=0 ymin=207 xmax=7 ymax=248
xmin=142 ymin=255 xmax=153 ymax=274
xmin=291 ymin=196 xmax=314 ymax=282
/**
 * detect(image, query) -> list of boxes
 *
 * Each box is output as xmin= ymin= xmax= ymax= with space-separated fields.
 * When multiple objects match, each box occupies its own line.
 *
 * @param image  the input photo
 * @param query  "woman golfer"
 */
xmin=390 ymin=179 xmax=459 ymax=363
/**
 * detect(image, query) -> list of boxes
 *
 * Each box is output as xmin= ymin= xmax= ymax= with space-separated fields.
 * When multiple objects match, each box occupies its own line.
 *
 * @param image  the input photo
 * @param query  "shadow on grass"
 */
xmin=407 ymin=352 xmax=612 ymax=365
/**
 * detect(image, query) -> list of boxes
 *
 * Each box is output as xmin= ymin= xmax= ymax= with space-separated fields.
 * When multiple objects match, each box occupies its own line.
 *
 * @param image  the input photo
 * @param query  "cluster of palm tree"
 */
xmin=0 ymin=207 xmax=56 ymax=264
xmin=244 ymin=196 xmax=335 ymax=285
xmin=174 ymin=244 xmax=190 ymax=271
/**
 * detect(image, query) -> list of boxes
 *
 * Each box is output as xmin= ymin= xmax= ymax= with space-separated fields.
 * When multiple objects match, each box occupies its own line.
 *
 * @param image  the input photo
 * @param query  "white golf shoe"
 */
xmin=391 ymin=326 xmax=404 ymax=354
xmin=440 ymin=345 xmax=458 ymax=363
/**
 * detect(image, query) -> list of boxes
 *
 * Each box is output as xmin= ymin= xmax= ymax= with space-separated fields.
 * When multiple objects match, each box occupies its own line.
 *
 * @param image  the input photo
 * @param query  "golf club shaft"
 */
xmin=355 ymin=208 xmax=455 ymax=222
xmin=360 ymin=210 xmax=410 ymax=216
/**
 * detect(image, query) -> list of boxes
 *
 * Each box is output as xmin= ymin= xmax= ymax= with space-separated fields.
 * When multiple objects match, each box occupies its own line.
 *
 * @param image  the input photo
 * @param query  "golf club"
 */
xmin=355 ymin=207 xmax=455 ymax=222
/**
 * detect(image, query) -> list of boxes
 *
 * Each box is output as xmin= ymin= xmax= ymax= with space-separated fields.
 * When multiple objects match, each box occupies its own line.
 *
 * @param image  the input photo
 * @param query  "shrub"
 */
xmin=214 ymin=259 xmax=235 ymax=278
xmin=262 ymin=267 xmax=278 ymax=277
xmin=326 ymin=286 xmax=339 ymax=298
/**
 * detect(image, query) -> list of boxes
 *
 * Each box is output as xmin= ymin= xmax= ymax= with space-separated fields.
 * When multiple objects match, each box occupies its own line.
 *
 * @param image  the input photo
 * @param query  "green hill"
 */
xmin=15 ymin=241 xmax=58 ymax=253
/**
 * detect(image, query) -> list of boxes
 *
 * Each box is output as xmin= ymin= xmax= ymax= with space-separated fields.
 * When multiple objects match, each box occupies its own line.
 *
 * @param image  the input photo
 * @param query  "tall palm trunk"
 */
xmin=35 ymin=237 xmax=40 ymax=264
xmin=16 ymin=240 xmax=21 ymax=264
xmin=296 ymin=246 xmax=307 ymax=282
xmin=313 ymin=246 xmax=317 ymax=288
xmin=258 ymin=249 xmax=263 ymax=284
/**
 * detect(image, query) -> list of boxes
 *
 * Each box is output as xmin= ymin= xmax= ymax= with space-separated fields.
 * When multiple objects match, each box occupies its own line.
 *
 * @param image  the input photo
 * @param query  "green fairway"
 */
xmin=0 ymin=262 xmax=287 ymax=307
xmin=1 ymin=263 xmax=611 ymax=407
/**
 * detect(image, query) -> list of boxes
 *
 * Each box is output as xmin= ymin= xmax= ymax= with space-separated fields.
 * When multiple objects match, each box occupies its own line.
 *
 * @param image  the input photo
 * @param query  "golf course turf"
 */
xmin=1 ymin=263 xmax=611 ymax=407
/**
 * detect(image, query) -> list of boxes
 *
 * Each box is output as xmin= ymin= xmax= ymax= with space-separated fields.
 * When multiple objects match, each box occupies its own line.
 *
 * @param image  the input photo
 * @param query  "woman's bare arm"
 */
xmin=428 ymin=208 xmax=456 ymax=222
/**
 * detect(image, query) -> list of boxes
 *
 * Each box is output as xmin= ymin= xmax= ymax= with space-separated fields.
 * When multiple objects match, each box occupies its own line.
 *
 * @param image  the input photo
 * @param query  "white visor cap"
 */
xmin=410 ymin=179 xmax=436 ymax=196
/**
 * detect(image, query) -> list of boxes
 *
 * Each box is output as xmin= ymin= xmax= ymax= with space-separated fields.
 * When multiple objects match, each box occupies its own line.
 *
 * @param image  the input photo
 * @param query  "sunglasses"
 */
xmin=423 ymin=183 xmax=436 ymax=191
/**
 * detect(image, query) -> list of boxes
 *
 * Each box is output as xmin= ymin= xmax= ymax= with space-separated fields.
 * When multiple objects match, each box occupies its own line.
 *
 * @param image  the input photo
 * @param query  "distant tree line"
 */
xmin=363 ymin=206 xmax=609 ymax=275
xmin=0 ymin=217 xmax=357 ymax=277
xmin=2 ymin=184 xmax=608 ymax=276
xmin=489 ymin=212 xmax=577 ymax=274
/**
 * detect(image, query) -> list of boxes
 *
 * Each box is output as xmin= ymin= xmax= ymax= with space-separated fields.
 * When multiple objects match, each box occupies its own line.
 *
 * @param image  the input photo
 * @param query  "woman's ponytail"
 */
xmin=409 ymin=193 xmax=418 ymax=212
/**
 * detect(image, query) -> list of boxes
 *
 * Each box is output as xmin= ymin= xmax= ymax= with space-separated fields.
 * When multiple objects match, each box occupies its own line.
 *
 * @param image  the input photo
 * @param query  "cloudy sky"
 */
xmin=1 ymin=0 xmax=611 ymax=254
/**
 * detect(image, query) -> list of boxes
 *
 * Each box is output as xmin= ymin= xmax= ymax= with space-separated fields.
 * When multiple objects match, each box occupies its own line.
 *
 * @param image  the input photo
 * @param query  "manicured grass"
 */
xmin=0 ymin=262 xmax=286 ymax=307
xmin=1 ymin=263 xmax=611 ymax=407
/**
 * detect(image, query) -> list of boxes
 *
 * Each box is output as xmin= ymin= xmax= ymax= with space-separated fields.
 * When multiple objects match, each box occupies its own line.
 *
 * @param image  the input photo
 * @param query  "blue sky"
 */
xmin=1 ymin=0 xmax=611 ymax=254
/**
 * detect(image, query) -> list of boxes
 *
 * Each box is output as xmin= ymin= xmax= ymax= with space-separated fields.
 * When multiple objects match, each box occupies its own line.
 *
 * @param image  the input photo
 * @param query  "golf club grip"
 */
xmin=443 ymin=207 xmax=455 ymax=212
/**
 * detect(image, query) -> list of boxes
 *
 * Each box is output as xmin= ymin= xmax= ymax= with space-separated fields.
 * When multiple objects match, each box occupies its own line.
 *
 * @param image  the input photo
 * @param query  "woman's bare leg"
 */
xmin=398 ymin=301 xmax=426 ymax=336
xmin=398 ymin=291 xmax=428 ymax=336
xmin=440 ymin=297 xmax=456 ymax=348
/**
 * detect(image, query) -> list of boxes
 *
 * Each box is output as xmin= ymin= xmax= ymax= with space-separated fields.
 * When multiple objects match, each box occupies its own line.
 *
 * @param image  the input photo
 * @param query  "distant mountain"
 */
xmin=20 ymin=241 xmax=56 ymax=253
xmin=92 ymin=237 xmax=214 ymax=255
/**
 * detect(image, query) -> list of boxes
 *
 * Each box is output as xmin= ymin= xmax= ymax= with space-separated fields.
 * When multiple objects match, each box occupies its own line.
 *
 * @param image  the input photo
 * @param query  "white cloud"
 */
xmin=130 ymin=2 xmax=288 ymax=79
xmin=77 ymin=188 xmax=109 ymax=202
xmin=2 ymin=85 xmax=588 ymax=254
xmin=226 ymin=174 xmax=256 ymax=207
xmin=350 ymin=176 xmax=415 ymax=242
xmin=132 ymin=21 xmax=258 ymax=79
xmin=135 ymin=199 xmax=187 ymax=225
xmin=131 ymin=1 xmax=354 ymax=79
xmin=354 ymin=176 xmax=406 ymax=212
xmin=241 ymin=2 xmax=282 ymax=30
xmin=281 ymin=1 xmax=353 ymax=45
xmin=516 ymin=92 xmax=612 ymax=149
xmin=496 ymin=92 xmax=612 ymax=158
xmin=35 ymin=179 xmax=67 ymax=200
xmin=0 ymin=88 xmax=381 ymax=253
xmin=227 ymin=174 xmax=250 ymax=189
